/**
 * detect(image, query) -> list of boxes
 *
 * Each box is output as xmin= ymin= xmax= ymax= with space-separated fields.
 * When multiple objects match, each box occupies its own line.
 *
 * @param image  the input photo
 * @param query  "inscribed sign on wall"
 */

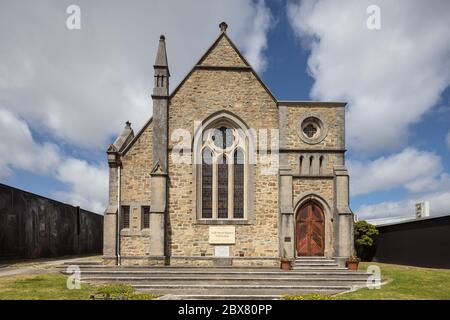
xmin=209 ymin=226 xmax=236 ymax=244
xmin=214 ymin=245 xmax=230 ymax=257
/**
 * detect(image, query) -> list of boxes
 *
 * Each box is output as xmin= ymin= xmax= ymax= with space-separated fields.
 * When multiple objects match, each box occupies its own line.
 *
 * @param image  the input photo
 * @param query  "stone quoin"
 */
xmin=103 ymin=22 xmax=354 ymax=267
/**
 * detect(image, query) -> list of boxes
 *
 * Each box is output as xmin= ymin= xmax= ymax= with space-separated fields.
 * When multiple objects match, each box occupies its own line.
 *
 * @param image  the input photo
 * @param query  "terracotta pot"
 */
xmin=346 ymin=261 xmax=359 ymax=270
xmin=280 ymin=260 xmax=292 ymax=271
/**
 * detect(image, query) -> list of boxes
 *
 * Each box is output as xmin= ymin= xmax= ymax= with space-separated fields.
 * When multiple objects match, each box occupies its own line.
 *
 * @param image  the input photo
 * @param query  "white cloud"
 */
xmin=357 ymin=188 xmax=450 ymax=220
xmin=348 ymin=148 xmax=443 ymax=196
xmin=0 ymin=1 xmax=274 ymax=212
xmin=53 ymin=159 xmax=108 ymax=213
xmin=0 ymin=108 xmax=107 ymax=212
xmin=287 ymin=0 xmax=450 ymax=154
xmin=446 ymin=131 xmax=450 ymax=149
xmin=240 ymin=0 xmax=274 ymax=73
xmin=0 ymin=0 xmax=273 ymax=150
xmin=349 ymin=149 xmax=450 ymax=220
xmin=0 ymin=108 xmax=60 ymax=176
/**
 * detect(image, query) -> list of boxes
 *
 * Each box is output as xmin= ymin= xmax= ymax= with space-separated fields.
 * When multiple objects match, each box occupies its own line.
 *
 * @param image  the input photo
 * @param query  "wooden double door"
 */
xmin=296 ymin=202 xmax=325 ymax=256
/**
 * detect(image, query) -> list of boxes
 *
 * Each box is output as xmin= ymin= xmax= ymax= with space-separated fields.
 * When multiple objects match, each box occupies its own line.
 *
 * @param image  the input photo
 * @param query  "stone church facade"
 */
xmin=103 ymin=23 xmax=354 ymax=267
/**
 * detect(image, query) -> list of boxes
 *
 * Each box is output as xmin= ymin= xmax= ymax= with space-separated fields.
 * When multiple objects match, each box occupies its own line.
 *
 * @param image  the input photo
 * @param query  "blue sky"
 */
xmin=0 ymin=0 xmax=449 ymax=220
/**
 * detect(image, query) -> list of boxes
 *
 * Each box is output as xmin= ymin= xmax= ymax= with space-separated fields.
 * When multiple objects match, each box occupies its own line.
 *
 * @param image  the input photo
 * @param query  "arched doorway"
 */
xmin=296 ymin=201 xmax=325 ymax=256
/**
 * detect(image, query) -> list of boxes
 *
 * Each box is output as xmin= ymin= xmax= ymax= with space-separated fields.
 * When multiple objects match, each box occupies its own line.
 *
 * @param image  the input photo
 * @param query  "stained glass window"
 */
xmin=200 ymin=124 xmax=247 ymax=220
xmin=303 ymin=123 xmax=317 ymax=138
xmin=217 ymin=155 xmax=228 ymax=218
xmin=201 ymin=149 xmax=213 ymax=218
xmin=233 ymin=149 xmax=244 ymax=218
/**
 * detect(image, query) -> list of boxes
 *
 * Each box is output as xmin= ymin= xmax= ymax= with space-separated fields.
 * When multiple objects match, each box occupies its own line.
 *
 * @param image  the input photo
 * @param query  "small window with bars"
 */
xmin=142 ymin=206 xmax=150 ymax=229
xmin=121 ymin=206 xmax=130 ymax=229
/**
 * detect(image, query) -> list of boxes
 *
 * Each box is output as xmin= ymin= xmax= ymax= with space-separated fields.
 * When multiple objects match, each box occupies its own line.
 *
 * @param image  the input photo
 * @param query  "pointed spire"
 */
xmin=153 ymin=35 xmax=170 ymax=96
xmin=154 ymin=35 xmax=168 ymax=68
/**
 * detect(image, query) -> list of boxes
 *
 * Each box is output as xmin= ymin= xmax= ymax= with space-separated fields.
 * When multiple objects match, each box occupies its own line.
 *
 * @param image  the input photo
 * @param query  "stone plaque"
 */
xmin=209 ymin=226 xmax=236 ymax=244
xmin=214 ymin=245 xmax=230 ymax=257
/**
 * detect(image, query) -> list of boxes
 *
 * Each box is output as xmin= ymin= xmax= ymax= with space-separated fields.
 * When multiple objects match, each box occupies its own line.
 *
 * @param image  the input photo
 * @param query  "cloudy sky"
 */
xmin=0 ymin=0 xmax=449 ymax=220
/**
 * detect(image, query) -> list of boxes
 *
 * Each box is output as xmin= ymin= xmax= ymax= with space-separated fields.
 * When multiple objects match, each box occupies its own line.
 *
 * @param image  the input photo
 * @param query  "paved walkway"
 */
xmin=0 ymin=255 xmax=102 ymax=278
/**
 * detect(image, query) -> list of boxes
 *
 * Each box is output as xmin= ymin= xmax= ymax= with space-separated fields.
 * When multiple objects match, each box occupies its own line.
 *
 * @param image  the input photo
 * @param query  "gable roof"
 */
xmin=170 ymin=32 xmax=276 ymax=102
xmin=198 ymin=32 xmax=249 ymax=67
xmin=111 ymin=121 xmax=134 ymax=153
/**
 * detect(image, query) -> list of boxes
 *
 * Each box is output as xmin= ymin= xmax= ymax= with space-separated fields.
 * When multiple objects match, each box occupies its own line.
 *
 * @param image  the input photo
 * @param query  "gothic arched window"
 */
xmin=199 ymin=124 xmax=247 ymax=220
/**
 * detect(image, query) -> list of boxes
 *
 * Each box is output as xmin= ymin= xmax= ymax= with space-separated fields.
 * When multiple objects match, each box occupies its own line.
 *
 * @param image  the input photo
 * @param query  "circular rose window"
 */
xmin=298 ymin=114 xmax=328 ymax=144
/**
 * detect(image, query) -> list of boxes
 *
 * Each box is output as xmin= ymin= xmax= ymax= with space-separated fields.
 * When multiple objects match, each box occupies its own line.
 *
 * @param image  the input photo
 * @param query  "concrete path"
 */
xmin=0 ymin=255 xmax=102 ymax=278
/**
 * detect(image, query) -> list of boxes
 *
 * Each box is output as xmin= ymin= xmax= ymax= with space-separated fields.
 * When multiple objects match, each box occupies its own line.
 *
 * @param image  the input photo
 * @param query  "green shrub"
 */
xmin=282 ymin=294 xmax=336 ymax=300
xmin=354 ymin=220 xmax=379 ymax=260
xmin=93 ymin=284 xmax=158 ymax=300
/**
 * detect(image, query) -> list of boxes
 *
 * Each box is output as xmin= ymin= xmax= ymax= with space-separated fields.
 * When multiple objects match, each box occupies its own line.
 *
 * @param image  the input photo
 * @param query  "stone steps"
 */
xmin=161 ymin=294 xmax=281 ymax=300
xmin=292 ymin=263 xmax=340 ymax=270
xmin=294 ymin=260 xmax=336 ymax=264
xmin=62 ymin=261 xmax=102 ymax=266
xmin=134 ymin=286 xmax=352 ymax=297
xmin=292 ymin=257 xmax=343 ymax=270
xmin=62 ymin=264 xmax=370 ymax=299
xmin=81 ymin=277 xmax=368 ymax=285
xmin=61 ymin=269 xmax=367 ymax=277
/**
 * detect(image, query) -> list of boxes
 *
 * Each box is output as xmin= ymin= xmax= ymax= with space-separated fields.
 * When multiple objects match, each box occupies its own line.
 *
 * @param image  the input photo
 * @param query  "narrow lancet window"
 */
xmin=201 ymin=149 xmax=213 ymax=218
xmin=233 ymin=149 xmax=244 ymax=218
xmin=218 ymin=155 xmax=228 ymax=218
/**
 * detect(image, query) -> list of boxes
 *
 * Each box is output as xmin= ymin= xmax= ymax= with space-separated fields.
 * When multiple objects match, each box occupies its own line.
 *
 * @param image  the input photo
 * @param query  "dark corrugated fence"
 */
xmin=0 ymin=183 xmax=103 ymax=259
xmin=372 ymin=215 xmax=450 ymax=269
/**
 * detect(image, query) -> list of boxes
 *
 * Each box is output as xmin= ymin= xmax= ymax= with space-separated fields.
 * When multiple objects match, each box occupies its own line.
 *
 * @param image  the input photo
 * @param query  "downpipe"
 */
xmin=116 ymin=166 xmax=121 ymax=266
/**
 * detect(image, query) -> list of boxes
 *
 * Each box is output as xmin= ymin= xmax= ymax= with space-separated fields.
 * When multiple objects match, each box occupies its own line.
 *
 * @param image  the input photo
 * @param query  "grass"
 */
xmin=338 ymin=262 xmax=450 ymax=300
xmin=0 ymin=273 xmax=159 ymax=300
xmin=281 ymin=262 xmax=450 ymax=300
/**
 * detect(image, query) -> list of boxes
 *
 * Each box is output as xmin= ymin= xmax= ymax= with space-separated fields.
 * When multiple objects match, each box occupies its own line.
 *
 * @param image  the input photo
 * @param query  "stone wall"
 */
xmin=120 ymin=121 xmax=153 ymax=202
xmin=119 ymin=121 xmax=153 ymax=259
xmin=199 ymin=36 xmax=247 ymax=67
xmin=288 ymin=152 xmax=343 ymax=176
xmin=280 ymin=105 xmax=345 ymax=150
xmin=167 ymin=36 xmax=279 ymax=264
xmin=120 ymin=234 xmax=151 ymax=257
xmin=281 ymin=103 xmax=347 ymax=258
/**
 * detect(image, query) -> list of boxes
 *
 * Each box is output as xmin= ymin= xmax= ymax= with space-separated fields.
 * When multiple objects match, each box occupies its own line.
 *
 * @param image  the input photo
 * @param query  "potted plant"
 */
xmin=346 ymin=250 xmax=360 ymax=270
xmin=280 ymin=249 xmax=293 ymax=271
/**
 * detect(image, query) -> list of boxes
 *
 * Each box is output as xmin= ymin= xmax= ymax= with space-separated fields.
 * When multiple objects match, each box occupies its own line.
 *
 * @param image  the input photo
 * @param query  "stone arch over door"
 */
xmin=294 ymin=193 xmax=334 ymax=258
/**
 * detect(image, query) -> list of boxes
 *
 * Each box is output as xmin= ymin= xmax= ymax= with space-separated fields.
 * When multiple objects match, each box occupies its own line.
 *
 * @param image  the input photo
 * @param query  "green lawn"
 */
xmin=0 ymin=273 xmax=95 ymax=300
xmin=338 ymin=262 xmax=450 ymax=300
xmin=0 ymin=273 xmax=158 ymax=300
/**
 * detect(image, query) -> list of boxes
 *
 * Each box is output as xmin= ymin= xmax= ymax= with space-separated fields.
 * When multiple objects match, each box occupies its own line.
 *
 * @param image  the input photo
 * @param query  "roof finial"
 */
xmin=125 ymin=121 xmax=131 ymax=128
xmin=219 ymin=21 xmax=228 ymax=33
